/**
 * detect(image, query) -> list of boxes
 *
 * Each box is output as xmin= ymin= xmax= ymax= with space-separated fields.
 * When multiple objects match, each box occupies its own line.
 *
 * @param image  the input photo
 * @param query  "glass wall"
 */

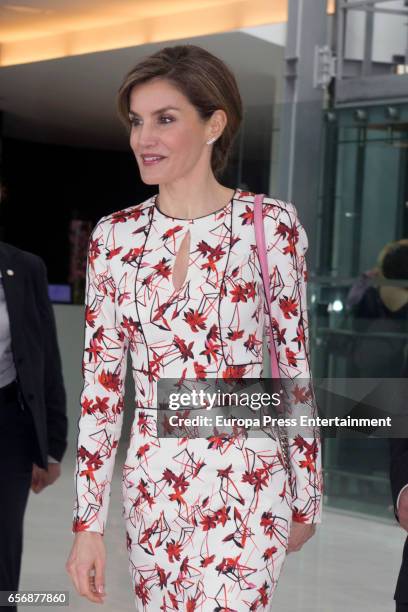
xmin=313 ymin=102 xmax=408 ymax=518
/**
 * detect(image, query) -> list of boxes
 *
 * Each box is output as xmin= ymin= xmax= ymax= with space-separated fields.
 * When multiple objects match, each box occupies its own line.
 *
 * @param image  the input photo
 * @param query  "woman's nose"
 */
xmin=135 ymin=124 xmax=158 ymax=146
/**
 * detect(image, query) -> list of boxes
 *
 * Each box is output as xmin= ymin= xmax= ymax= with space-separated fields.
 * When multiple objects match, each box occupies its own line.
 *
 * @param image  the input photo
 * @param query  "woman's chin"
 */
xmin=139 ymin=175 xmax=162 ymax=186
xmin=140 ymin=171 xmax=174 ymax=186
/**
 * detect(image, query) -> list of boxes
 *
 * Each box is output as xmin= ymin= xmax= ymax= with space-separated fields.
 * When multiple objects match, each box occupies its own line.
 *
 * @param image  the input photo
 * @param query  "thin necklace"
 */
xmin=156 ymin=189 xmax=236 ymax=220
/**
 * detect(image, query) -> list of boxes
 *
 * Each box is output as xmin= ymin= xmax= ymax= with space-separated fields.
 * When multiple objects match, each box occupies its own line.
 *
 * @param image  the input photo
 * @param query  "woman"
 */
xmin=66 ymin=44 xmax=323 ymax=610
xmin=348 ymin=239 xmax=408 ymax=612
xmin=348 ymin=239 xmax=408 ymax=378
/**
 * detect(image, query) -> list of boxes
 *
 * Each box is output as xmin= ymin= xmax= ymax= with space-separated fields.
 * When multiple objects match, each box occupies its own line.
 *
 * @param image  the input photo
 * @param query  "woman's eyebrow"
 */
xmin=128 ymin=106 xmax=181 ymax=117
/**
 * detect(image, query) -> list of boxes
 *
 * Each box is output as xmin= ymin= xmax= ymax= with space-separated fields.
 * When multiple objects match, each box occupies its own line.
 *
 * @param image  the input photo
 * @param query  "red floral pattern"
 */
xmin=72 ymin=188 xmax=323 ymax=610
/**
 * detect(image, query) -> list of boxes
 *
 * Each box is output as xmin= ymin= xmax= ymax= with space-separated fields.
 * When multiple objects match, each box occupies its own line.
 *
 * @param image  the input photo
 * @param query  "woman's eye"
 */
xmin=130 ymin=116 xmax=174 ymax=127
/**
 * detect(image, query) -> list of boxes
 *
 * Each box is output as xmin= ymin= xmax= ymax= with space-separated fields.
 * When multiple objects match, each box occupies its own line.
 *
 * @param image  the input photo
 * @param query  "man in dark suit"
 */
xmin=0 ymin=241 xmax=68 ymax=611
xmin=390 ymin=438 xmax=408 ymax=612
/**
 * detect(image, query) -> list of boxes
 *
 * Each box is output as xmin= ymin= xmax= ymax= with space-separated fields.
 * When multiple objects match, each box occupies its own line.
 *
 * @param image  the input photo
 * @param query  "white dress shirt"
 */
xmin=0 ymin=272 xmax=17 ymax=387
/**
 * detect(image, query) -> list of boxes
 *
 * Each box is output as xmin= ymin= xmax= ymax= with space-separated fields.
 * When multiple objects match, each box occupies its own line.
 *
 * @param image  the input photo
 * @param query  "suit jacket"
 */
xmin=390 ymin=438 xmax=408 ymax=602
xmin=0 ymin=241 xmax=68 ymax=469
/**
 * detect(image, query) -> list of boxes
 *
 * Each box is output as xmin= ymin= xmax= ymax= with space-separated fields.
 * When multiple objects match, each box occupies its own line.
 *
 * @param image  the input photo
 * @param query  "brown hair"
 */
xmin=116 ymin=44 xmax=243 ymax=178
xmin=378 ymin=238 xmax=408 ymax=279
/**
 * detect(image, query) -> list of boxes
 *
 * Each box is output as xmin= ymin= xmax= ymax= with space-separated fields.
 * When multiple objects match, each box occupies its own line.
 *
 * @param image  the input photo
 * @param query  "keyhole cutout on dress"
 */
xmin=172 ymin=229 xmax=191 ymax=292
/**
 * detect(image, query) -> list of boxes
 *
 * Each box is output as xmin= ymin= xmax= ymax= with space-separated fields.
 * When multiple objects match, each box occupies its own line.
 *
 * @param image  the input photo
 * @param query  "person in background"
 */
xmin=391 ymin=338 xmax=408 ymax=612
xmin=354 ymin=239 xmax=408 ymax=612
xmin=391 ymin=435 xmax=408 ymax=612
xmin=0 ymin=241 xmax=68 ymax=612
xmin=346 ymin=239 xmax=408 ymax=379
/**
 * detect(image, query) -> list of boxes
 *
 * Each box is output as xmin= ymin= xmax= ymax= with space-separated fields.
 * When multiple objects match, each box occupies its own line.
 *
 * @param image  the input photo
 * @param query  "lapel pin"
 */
xmin=6 ymin=269 xmax=14 ymax=276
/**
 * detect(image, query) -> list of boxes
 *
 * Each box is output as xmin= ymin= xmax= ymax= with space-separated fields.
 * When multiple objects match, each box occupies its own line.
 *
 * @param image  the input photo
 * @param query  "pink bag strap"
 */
xmin=254 ymin=193 xmax=280 ymax=379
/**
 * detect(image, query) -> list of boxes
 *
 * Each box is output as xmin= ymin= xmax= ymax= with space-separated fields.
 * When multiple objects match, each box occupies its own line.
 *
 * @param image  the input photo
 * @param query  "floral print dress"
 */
xmin=72 ymin=187 xmax=323 ymax=611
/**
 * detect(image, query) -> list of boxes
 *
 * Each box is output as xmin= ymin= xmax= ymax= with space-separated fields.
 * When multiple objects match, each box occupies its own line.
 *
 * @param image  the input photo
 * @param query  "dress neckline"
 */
xmin=152 ymin=187 xmax=240 ymax=222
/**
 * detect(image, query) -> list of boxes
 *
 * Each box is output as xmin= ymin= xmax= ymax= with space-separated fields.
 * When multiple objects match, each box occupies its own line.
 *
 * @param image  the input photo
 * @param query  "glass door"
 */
xmin=312 ymin=103 xmax=408 ymax=518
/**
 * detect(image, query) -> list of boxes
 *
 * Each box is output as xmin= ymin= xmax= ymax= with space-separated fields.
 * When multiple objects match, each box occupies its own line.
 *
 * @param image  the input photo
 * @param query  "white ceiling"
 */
xmin=0 ymin=28 xmax=285 ymax=151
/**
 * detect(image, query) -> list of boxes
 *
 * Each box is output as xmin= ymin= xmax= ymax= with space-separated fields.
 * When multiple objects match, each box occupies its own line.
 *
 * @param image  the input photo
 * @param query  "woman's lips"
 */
xmin=141 ymin=156 xmax=167 ymax=166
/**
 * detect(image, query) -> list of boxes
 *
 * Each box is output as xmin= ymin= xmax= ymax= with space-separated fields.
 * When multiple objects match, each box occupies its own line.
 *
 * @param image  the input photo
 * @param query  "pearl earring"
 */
xmin=206 ymin=137 xmax=217 ymax=145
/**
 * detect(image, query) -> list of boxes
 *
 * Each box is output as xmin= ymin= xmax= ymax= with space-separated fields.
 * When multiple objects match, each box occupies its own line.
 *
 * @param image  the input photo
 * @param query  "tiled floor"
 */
xmin=19 ymin=442 xmax=404 ymax=611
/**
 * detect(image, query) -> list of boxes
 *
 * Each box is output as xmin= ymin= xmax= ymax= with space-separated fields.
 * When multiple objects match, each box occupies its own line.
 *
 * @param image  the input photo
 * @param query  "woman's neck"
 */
xmin=156 ymin=180 xmax=235 ymax=220
xmin=379 ymin=285 xmax=408 ymax=312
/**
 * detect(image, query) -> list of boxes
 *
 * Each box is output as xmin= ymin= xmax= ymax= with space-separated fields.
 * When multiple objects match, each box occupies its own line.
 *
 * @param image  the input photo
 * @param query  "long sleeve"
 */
xmin=33 ymin=256 xmax=68 ymax=463
xmin=389 ymin=438 xmax=408 ymax=522
xmin=72 ymin=217 xmax=129 ymax=535
xmin=263 ymin=200 xmax=323 ymax=524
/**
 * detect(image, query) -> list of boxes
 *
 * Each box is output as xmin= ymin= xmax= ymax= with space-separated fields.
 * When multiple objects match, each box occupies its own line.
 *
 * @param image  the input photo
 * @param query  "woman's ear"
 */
xmin=207 ymin=109 xmax=227 ymax=143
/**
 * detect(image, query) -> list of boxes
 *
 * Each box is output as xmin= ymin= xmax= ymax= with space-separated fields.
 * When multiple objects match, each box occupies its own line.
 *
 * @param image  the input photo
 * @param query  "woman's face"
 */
xmin=128 ymin=78 xmax=218 ymax=185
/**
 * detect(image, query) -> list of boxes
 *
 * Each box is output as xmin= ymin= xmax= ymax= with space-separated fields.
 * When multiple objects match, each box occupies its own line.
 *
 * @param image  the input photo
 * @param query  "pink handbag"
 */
xmin=253 ymin=193 xmax=291 ymax=474
xmin=253 ymin=193 xmax=280 ymax=378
